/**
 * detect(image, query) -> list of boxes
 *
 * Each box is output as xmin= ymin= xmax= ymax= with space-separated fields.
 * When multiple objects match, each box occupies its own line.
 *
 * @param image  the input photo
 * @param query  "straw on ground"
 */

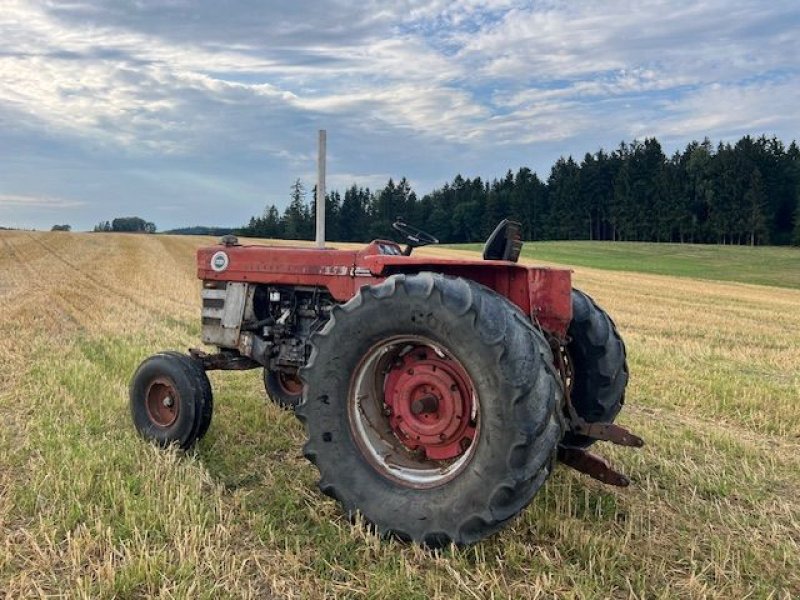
xmin=0 ymin=231 xmax=798 ymax=598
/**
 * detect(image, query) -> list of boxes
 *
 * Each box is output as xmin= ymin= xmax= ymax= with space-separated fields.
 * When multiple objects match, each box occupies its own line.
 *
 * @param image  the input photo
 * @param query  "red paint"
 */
xmin=382 ymin=345 xmax=476 ymax=461
xmin=197 ymin=240 xmax=572 ymax=338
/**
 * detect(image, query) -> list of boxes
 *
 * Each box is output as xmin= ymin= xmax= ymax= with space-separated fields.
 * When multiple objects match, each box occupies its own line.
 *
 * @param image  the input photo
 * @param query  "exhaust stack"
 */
xmin=315 ymin=129 xmax=326 ymax=249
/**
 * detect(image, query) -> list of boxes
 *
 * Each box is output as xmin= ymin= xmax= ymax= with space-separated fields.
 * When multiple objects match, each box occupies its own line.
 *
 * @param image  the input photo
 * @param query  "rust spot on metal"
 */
xmin=276 ymin=370 xmax=303 ymax=395
xmin=145 ymin=378 xmax=179 ymax=428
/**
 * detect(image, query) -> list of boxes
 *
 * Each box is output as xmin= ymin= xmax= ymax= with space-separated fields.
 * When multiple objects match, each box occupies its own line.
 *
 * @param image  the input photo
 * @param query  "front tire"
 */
xmin=264 ymin=368 xmax=303 ymax=409
xmin=162 ymin=351 xmax=214 ymax=439
xmin=129 ymin=352 xmax=213 ymax=450
xmin=297 ymin=273 xmax=564 ymax=546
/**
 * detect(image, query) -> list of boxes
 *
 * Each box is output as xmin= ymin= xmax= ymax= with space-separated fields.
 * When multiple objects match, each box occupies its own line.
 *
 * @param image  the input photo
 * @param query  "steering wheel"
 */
xmin=392 ymin=218 xmax=439 ymax=255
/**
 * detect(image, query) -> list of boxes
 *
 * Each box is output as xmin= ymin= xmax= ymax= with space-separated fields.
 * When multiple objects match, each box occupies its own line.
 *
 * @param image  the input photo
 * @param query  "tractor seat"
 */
xmin=483 ymin=219 xmax=523 ymax=262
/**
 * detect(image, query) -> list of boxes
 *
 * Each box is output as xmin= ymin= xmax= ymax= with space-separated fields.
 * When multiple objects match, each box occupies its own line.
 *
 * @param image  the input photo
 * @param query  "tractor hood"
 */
xmin=197 ymin=242 xmax=572 ymax=338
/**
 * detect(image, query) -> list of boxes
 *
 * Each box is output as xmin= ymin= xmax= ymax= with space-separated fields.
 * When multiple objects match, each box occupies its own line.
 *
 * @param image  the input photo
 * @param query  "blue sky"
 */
xmin=1 ymin=0 xmax=798 ymax=231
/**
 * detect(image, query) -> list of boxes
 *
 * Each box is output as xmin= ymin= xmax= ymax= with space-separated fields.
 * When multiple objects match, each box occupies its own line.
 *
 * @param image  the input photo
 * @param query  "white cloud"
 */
xmin=0 ymin=194 xmax=86 ymax=209
xmin=4 ymin=0 xmax=798 ymax=152
xmin=0 ymin=0 xmax=798 ymax=229
xmin=648 ymin=80 xmax=800 ymax=141
xmin=0 ymin=1 xmax=478 ymax=152
xmin=454 ymin=1 xmax=800 ymax=83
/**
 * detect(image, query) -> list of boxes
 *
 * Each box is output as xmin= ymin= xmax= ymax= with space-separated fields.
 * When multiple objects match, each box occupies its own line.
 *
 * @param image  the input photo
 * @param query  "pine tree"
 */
xmin=785 ymin=142 xmax=800 ymax=245
xmin=263 ymin=205 xmax=281 ymax=238
xmin=684 ymin=141 xmax=714 ymax=242
xmin=326 ymin=190 xmax=341 ymax=241
xmin=611 ymin=160 xmax=631 ymax=241
xmin=283 ymin=179 xmax=308 ymax=240
xmin=744 ymin=168 xmax=768 ymax=246
xmin=369 ymin=179 xmax=399 ymax=239
xmin=340 ymin=185 xmax=370 ymax=241
xmin=546 ymin=158 xmax=580 ymax=239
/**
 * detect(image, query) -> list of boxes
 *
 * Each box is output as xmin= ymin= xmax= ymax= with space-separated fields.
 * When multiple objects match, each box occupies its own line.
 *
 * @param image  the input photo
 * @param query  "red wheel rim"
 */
xmin=383 ymin=346 xmax=476 ymax=460
xmin=145 ymin=378 xmax=180 ymax=428
xmin=348 ymin=336 xmax=480 ymax=488
xmin=277 ymin=371 xmax=303 ymax=396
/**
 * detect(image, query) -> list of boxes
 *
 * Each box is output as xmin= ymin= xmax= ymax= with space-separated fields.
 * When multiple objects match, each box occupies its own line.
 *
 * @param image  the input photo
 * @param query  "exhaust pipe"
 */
xmin=315 ymin=129 xmax=326 ymax=249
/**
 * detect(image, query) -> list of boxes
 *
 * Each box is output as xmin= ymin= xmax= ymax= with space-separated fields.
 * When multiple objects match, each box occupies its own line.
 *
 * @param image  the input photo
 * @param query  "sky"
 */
xmin=1 ymin=0 xmax=798 ymax=231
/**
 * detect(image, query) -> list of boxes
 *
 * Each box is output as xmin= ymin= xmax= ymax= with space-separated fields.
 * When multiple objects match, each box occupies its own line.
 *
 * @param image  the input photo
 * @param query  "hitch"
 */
xmin=558 ymin=447 xmax=631 ymax=487
xmin=558 ymin=419 xmax=644 ymax=487
xmin=556 ymin=419 xmax=644 ymax=486
xmin=570 ymin=421 xmax=644 ymax=447
xmin=549 ymin=339 xmax=644 ymax=486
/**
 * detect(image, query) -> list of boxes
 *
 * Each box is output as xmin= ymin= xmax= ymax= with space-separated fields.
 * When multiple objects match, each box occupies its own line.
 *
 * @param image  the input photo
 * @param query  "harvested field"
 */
xmin=1 ymin=231 xmax=798 ymax=598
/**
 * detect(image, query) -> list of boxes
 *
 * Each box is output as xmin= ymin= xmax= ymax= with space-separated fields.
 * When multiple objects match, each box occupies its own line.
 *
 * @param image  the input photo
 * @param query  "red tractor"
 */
xmin=130 ymin=219 xmax=641 ymax=546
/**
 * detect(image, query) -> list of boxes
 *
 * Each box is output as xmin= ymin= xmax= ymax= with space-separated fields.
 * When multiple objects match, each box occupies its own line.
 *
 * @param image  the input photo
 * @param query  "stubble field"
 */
xmin=0 ymin=231 xmax=798 ymax=598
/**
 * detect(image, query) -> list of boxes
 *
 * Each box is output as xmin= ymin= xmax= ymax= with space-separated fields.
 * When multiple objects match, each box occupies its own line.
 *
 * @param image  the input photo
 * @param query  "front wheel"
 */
xmin=297 ymin=273 xmax=564 ymax=546
xmin=129 ymin=352 xmax=213 ymax=450
xmin=264 ymin=368 xmax=303 ymax=409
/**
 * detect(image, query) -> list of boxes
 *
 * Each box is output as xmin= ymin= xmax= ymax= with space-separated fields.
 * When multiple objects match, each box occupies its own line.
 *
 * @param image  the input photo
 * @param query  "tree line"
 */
xmin=245 ymin=135 xmax=800 ymax=246
xmin=94 ymin=217 xmax=157 ymax=233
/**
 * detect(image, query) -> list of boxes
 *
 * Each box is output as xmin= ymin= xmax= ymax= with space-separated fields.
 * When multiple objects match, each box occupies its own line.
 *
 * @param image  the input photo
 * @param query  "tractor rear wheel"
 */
xmin=264 ymin=368 xmax=303 ymax=409
xmin=297 ymin=273 xmax=564 ymax=546
xmin=562 ymin=289 xmax=628 ymax=448
xmin=129 ymin=352 xmax=213 ymax=450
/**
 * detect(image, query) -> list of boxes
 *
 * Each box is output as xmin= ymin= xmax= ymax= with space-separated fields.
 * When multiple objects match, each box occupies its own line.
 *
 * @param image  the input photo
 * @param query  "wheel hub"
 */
xmin=410 ymin=394 xmax=439 ymax=415
xmin=384 ymin=347 xmax=476 ymax=460
xmin=145 ymin=378 xmax=180 ymax=428
xmin=277 ymin=371 xmax=303 ymax=396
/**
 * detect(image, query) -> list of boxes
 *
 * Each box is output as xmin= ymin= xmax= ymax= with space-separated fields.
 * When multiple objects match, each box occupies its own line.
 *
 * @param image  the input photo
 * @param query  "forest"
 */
xmin=240 ymin=135 xmax=800 ymax=246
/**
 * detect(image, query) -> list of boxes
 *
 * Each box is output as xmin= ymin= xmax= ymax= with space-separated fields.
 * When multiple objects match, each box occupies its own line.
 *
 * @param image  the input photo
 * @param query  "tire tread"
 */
xmin=297 ymin=272 xmax=564 ymax=546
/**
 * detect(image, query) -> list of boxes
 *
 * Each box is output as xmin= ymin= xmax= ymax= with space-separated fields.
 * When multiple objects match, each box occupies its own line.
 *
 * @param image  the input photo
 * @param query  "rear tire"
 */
xmin=129 ymin=352 xmax=213 ymax=450
xmin=264 ymin=368 xmax=303 ymax=410
xmin=297 ymin=273 xmax=564 ymax=546
xmin=562 ymin=289 xmax=628 ymax=448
